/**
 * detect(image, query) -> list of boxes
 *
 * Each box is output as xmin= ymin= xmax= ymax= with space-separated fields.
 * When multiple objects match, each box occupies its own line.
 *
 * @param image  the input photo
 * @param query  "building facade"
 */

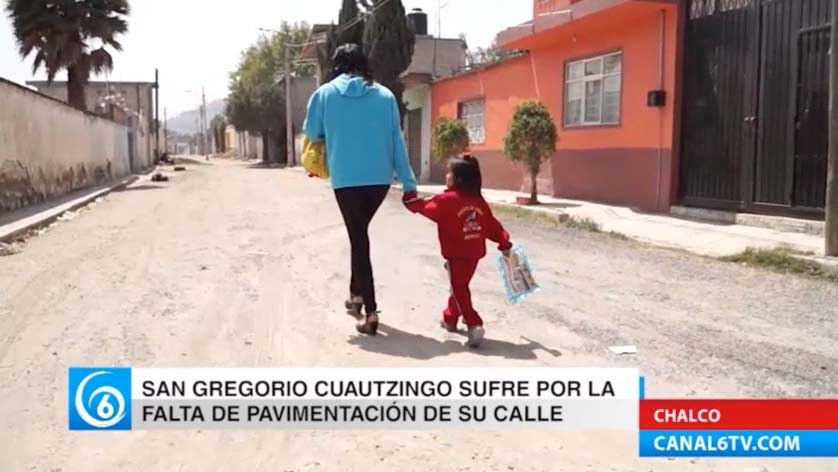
xmin=431 ymin=0 xmax=679 ymax=211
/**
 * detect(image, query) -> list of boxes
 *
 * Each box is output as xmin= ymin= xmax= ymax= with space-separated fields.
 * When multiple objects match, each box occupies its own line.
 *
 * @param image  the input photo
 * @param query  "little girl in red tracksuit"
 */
xmin=403 ymin=155 xmax=512 ymax=348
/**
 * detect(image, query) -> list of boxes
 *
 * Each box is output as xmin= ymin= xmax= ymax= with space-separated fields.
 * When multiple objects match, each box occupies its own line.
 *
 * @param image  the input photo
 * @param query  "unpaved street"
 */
xmin=1 ymin=159 xmax=836 ymax=471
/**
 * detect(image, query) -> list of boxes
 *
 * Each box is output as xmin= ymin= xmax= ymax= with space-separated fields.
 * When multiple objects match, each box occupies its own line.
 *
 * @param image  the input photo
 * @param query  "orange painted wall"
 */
xmin=431 ymin=2 xmax=680 ymax=211
xmin=431 ymin=55 xmax=553 ymax=194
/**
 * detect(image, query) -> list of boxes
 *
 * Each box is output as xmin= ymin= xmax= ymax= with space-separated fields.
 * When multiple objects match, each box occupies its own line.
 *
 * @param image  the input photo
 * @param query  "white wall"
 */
xmin=404 ymin=85 xmax=432 ymax=182
xmin=0 ymin=79 xmax=132 ymax=213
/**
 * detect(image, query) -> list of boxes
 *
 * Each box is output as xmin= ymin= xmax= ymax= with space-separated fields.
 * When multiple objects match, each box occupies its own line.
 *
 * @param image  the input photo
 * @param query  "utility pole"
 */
xmin=202 ymin=87 xmax=209 ymax=161
xmin=828 ymin=0 xmax=838 ymax=256
xmin=285 ymin=46 xmax=295 ymax=166
xmin=154 ymin=69 xmax=160 ymax=161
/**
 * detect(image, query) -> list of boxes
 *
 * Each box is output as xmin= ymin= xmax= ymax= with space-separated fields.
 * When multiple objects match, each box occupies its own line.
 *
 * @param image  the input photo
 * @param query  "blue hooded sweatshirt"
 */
xmin=304 ymin=74 xmax=417 ymax=192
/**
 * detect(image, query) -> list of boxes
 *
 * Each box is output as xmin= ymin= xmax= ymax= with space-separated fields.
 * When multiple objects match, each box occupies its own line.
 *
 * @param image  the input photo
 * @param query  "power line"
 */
xmin=257 ymin=0 xmax=398 ymax=52
xmin=333 ymin=0 xmax=395 ymax=36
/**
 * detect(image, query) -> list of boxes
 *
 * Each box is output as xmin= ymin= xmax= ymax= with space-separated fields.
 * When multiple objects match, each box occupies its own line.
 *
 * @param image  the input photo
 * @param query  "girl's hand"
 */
xmin=402 ymin=191 xmax=419 ymax=203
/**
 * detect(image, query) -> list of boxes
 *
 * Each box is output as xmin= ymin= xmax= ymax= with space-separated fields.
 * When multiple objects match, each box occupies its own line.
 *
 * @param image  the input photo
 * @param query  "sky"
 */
xmin=0 ymin=0 xmax=531 ymax=115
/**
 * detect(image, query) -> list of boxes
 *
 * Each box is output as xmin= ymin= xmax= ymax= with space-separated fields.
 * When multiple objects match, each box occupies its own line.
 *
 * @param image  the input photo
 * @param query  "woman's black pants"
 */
xmin=334 ymin=185 xmax=390 ymax=315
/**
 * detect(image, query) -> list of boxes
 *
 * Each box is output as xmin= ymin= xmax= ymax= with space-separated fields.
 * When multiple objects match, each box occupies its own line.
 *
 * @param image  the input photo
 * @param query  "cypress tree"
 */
xmin=318 ymin=0 xmax=366 ymax=81
xmin=362 ymin=0 xmax=415 ymax=123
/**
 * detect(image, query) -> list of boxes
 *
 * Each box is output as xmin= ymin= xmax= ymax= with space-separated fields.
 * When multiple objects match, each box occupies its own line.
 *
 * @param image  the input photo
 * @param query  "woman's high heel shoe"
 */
xmin=356 ymin=313 xmax=379 ymax=336
xmin=344 ymin=296 xmax=363 ymax=318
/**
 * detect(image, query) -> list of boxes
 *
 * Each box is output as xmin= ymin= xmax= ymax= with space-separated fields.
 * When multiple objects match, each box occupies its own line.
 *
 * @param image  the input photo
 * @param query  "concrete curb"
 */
xmin=0 ymin=175 xmax=139 ymax=244
xmin=414 ymin=189 xmax=838 ymax=275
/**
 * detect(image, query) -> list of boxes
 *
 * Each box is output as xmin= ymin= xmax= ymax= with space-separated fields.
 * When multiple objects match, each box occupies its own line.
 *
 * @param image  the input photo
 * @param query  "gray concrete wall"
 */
xmin=0 ymin=79 xmax=132 ymax=214
xmin=27 ymin=80 xmax=156 ymax=167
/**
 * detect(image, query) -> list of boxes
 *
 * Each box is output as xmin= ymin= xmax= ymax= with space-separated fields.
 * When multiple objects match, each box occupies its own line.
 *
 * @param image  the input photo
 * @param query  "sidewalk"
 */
xmin=0 ymin=175 xmax=138 ymax=243
xmin=414 ymin=184 xmax=835 ymax=267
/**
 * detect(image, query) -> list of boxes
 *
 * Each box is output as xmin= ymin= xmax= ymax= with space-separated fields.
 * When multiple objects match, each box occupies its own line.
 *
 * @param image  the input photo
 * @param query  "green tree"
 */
xmin=504 ymin=101 xmax=558 ymax=204
xmin=6 ymin=0 xmax=130 ymax=110
xmin=432 ymin=117 xmax=470 ymax=162
xmin=226 ymin=22 xmax=313 ymax=163
xmin=210 ymin=115 xmax=227 ymax=153
xmin=361 ymin=0 xmax=415 ymax=122
xmin=466 ymin=45 xmax=522 ymax=69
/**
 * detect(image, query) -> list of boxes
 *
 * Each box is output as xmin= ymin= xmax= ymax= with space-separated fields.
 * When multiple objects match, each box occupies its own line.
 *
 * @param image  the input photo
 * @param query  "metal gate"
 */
xmin=680 ymin=0 xmax=831 ymax=216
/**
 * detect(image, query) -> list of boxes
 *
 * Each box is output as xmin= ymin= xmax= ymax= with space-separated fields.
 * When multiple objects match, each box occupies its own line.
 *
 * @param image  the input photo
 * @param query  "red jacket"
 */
xmin=405 ymin=189 xmax=512 ymax=260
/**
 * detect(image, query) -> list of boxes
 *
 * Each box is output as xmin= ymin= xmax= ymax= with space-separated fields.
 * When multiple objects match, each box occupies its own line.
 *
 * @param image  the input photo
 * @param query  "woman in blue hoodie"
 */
xmin=304 ymin=44 xmax=417 ymax=336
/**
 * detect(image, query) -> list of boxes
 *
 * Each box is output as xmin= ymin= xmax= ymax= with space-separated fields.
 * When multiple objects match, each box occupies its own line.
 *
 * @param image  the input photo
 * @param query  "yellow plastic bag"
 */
xmin=302 ymin=138 xmax=329 ymax=178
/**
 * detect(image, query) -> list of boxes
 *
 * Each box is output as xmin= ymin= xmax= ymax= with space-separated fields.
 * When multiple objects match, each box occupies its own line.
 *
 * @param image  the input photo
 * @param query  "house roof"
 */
xmin=430 ymin=52 xmax=530 ymax=85
xmin=496 ymin=0 xmax=674 ymax=49
xmin=301 ymin=24 xmax=333 ymax=61
xmin=401 ymin=35 xmax=467 ymax=81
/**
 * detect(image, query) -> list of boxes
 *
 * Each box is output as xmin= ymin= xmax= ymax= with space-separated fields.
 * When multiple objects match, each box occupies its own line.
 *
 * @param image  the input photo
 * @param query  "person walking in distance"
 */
xmin=304 ymin=44 xmax=417 ymax=336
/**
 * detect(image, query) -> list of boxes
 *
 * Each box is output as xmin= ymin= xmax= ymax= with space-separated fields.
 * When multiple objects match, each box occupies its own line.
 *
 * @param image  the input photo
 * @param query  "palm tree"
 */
xmin=6 ymin=0 xmax=130 ymax=110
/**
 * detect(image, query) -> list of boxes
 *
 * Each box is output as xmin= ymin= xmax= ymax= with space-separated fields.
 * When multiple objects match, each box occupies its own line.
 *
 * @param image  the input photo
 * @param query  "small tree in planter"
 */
xmin=432 ymin=117 xmax=470 ymax=162
xmin=504 ymin=101 xmax=558 ymax=205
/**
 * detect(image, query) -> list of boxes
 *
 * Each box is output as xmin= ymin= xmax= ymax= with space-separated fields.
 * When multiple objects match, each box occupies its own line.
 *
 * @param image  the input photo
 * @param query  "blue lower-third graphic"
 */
xmin=68 ymin=367 xmax=131 ymax=430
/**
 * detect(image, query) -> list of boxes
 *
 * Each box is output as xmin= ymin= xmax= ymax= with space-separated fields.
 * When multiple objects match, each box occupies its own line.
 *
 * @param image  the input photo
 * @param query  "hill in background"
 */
xmin=167 ymin=99 xmax=227 ymax=135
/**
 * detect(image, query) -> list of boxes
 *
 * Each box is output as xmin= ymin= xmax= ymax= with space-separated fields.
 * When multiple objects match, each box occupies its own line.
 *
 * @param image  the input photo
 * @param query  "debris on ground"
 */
xmin=57 ymin=211 xmax=79 ymax=222
xmin=0 ymin=242 xmax=21 ymax=256
xmin=174 ymin=166 xmax=186 ymax=172
xmin=151 ymin=173 xmax=170 ymax=182
xmin=608 ymin=345 xmax=637 ymax=355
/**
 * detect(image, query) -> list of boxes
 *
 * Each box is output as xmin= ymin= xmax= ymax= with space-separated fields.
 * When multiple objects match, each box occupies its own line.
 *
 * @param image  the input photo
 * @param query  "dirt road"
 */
xmin=1 ymin=159 xmax=836 ymax=471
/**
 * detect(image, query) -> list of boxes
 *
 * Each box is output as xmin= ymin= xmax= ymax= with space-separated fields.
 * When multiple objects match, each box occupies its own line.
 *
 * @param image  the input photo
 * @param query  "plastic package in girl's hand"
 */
xmin=496 ymin=245 xmax=540 ymax=303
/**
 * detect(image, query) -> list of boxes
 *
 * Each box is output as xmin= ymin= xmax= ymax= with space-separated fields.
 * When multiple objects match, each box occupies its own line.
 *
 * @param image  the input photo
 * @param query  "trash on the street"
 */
xmin=174 ymin=166 xmax=186 ymax=172
xmin=608 ymin=345 xmax=638 ymax=355
xmin=496 ymin=244 xmax=540 ymax=303
xmin=57 ymin=211 xmax=78 ymax=222
xmin=151 ymin=173 xmax=170 ymax=182
xmin=0 ymin=242 xmax=21 ymax=256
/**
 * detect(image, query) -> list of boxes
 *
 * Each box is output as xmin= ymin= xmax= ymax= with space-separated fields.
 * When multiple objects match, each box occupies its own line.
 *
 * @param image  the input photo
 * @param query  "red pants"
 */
xmin=444 ymin=259 xmax=483 ymax=327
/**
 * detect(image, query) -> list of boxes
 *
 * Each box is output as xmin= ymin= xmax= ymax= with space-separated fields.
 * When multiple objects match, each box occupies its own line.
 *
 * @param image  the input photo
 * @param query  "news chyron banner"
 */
xmin=640 ymin=400 xmax=838 ymax=457
xmin=68 ymin=367 xmax=639 ymax=431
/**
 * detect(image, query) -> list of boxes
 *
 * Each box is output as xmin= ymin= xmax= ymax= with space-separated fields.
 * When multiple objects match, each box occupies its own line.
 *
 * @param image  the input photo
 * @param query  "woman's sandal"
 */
xmin=356 ymin=313 xmax=379 ymax=336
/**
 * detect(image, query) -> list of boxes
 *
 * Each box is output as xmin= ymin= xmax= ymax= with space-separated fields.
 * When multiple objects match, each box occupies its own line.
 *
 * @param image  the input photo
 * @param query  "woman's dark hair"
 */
xmin=448 ymin=155 xmax=482 ymax=196
xmin=330 ymin=43 xmax=374 ymax=83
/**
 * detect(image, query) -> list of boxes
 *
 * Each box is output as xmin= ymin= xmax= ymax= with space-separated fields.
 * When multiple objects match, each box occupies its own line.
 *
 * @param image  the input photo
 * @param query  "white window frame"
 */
xmin=564 ymin=51 xmax=623 ymax=127
xmin=459 ymin=99 xmax=486 ymax=145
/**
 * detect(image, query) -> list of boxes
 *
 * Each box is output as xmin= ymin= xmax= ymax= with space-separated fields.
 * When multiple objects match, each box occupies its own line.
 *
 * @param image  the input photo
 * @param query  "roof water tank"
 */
xmin=408 ymin=8 xmax=428 ymax=36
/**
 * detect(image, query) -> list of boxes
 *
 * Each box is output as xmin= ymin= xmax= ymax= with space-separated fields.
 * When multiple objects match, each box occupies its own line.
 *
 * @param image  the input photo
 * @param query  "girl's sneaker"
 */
xmin=440 ymin=320 xmax=457 ymax=333
xmin=466 ymin=326 xmax=485 ymax=348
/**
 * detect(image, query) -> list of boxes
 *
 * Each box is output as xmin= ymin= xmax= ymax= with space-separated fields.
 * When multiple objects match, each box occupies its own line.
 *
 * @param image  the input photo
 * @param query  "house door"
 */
xmin=680 ymin=0 xmax=830 ymax=217
xmin=407 ymin=108 xmax=423 ymax=178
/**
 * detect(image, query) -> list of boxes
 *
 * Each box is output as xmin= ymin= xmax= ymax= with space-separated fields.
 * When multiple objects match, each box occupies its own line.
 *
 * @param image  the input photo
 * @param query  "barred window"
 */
xmin=458 ymin=99 xmax=486 ymax=144
xmin=564 ymin=52 xmax=622 ymax=126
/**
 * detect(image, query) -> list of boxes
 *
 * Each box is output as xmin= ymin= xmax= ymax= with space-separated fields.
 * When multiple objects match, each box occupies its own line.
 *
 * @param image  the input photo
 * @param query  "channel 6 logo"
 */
xmin=68 ymin=367 xmax=132 ymax=430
